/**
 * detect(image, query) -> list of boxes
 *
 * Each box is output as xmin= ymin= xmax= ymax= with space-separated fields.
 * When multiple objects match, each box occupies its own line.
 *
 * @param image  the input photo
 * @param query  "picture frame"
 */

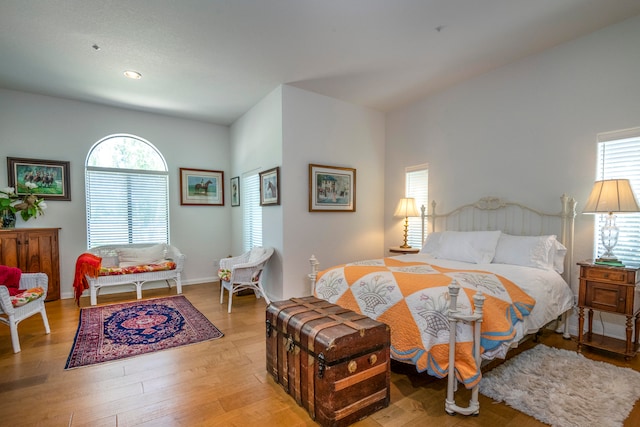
xmin=179 ymin=168 xmax=224 ymax=206
xmin=309 ymin=164 xmax=356 ymax=212
xmin=230 ymin=176 xmax=240 ymax=207
xmin=259 ymin=167 xmax=280 ymax=206
xmin=7 ymin=157 xmax=71 ymax=201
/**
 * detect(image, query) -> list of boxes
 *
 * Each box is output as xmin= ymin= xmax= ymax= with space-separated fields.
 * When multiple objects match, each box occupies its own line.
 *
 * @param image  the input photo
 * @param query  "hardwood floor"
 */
xmin=1 ymin=282 xmax=639 ymax=426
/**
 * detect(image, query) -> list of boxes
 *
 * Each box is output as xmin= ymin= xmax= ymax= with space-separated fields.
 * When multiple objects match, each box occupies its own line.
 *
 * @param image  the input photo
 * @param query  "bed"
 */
xmin=308 ymin=195 xmax=576 ymax=416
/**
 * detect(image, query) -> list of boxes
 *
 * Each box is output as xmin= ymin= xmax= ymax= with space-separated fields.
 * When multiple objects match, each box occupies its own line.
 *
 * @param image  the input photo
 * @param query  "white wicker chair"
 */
xmin=219 ymin=246 xmax=274 ymax=313
xmin=0 ymin=272 xmax=50 ymax=353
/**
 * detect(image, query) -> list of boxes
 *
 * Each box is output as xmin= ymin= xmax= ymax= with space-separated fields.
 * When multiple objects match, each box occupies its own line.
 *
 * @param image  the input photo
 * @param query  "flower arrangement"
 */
xmin=0 ymin=183 xmax=47 ymax=221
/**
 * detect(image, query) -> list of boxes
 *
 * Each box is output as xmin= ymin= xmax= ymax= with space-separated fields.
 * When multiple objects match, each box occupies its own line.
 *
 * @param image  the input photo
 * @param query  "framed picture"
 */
xmin=180 ymin=168 xmax=224 ymax=206
xmin=7 ymin=157 xmax=71 ymax=201
xmin=309 ymin=164 xmax=356 ymax=212
xmin=230 ymin=176 xmax=240 ymax=207
xmin=260 ymin=167 xmax=280 ymax=206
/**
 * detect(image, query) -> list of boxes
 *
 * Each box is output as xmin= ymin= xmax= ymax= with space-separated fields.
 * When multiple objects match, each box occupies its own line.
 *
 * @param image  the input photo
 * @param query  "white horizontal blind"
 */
xmin=86 ymin=135 xmax=169 ymax=248
xmin=405 ymin=165 xmax=429 ymax=248
xmin=595 ymin=128 xmax=640 ymax=267
xmin=86 ymin=168 xmax=169 ymax=247
xmin=243 ymin=173 xmax=262 ymax=252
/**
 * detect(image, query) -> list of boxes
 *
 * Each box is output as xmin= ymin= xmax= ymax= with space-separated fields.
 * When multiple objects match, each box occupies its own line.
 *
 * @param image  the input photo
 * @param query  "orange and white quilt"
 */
xmin=314 ymin=257 xmax=535 ymax=388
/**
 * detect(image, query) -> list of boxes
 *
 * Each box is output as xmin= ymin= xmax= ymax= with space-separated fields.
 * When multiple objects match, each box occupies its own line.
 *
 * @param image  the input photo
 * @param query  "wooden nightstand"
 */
xmin=577 ymin=261 xmax=640 ymax=359
xmin=389 ymin=246 xmax=420 ymax=255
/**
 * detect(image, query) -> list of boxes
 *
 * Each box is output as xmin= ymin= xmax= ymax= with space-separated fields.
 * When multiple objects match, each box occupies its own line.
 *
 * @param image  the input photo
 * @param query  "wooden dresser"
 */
xmin=0 ymin=228 xmax=60 ymax=301
xmin=577 ymin=261 xmax=640 ymax=359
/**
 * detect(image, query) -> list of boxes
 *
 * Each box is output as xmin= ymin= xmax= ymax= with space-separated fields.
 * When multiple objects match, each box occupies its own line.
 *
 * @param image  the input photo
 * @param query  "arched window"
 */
xmin=86 ymin=134 xmax=169 ymax=248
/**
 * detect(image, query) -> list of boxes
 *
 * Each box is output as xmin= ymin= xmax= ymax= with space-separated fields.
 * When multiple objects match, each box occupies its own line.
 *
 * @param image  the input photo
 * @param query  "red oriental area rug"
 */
xmin=65 ymin=296 xmax=223 ymax=369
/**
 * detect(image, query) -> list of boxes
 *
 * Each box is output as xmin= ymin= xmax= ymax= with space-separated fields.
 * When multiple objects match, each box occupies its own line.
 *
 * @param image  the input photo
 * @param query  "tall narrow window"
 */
xmin=594 ymin=128 xmax=640 ymax=267
xmin=243 ymin=172 xmax=262 ymax=252
xmin=86 ymin=134 xmax=169 ymax=248
xmin=405 ymin=164 xmax=429 ymax=248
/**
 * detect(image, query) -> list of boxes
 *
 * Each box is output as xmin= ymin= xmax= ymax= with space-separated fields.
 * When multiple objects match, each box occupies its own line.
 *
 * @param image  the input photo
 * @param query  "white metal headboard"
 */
xmin=422 ymin=194 xmax=577 ymax=285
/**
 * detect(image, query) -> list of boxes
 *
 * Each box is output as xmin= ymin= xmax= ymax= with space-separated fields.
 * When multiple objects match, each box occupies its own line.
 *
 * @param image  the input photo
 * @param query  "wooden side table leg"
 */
xmin=587 ymin=308 xmax=594 ymax=341
xmin=635 ymin=313 xmax=640 ymax=350
xmin=626 ymin=315 xmax=633 ymax=356
xmin=578 ymin=307 xmax=584 ymax=352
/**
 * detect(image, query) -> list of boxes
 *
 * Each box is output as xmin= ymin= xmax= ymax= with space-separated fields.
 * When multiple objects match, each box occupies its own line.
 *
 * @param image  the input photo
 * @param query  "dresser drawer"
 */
xmin=584 ymin=268 xmax=627 ymax=283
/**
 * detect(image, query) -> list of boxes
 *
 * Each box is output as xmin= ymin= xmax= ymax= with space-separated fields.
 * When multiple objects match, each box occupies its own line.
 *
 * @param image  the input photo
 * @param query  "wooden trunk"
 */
xmin=266 ymin=296 xmax=390 ymax=427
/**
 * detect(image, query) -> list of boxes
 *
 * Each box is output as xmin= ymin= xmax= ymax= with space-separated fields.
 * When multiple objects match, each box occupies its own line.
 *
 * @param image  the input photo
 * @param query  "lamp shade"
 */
xmin=394 ymin=198 xmax=420 ymax=217
xmin=582 ymin=179 xmax=640 ymax=214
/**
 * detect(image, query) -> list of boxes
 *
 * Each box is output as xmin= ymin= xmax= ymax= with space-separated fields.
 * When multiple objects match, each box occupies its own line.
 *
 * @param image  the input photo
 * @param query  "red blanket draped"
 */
xmin=73 ymin=253 xmax=102 ymax=305
xmin=0 ymin=265 xmax=22 ymax=296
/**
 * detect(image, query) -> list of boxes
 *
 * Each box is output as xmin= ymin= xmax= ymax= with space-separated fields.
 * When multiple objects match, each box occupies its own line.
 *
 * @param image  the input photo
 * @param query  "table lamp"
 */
xmin=394 ymin=197 xmax=421 ymax=248
xmin=582 ymin=178 xmax=640 ymax=263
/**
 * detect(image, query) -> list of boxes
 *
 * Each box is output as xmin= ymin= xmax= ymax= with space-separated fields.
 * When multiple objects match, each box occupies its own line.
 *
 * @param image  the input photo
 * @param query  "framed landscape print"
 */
xmin=259 ymin=167 xmax=280 ymax=206
xmin=309 ymin=164 xmax=356 ymax=212
xmin=180 ymin=168 xmax=224 ymax=206
xmin=7 ymin=157 xmax=71 ymax=201
xmin=230 ymin=176 xmax=240 ymax=207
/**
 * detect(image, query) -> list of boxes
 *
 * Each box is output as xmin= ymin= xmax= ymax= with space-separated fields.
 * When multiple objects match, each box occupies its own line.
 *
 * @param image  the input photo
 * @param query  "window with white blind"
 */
xmin=243 ymin=172 xmax=262 ymax=252
xmin=86 ymin=135 xmax=169 ymax=248
xmin=594 ymin=128 xmax=640 ymax=267
xmin=405 ymin=164 xmax=429 ymax=248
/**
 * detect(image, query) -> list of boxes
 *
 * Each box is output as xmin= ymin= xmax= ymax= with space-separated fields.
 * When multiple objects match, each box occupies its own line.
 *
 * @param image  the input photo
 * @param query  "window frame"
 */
xmin=404 ymin=164 xmax=429 ymax=248
xmin=593 ymin=128 xmax=640 ymax=267
xmin=85 ymin=134 xmax=170 ymax=248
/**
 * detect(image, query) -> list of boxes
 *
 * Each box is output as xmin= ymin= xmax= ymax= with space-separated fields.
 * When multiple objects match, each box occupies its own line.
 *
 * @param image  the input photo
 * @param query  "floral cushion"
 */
xmin=217 ymin=268 xmax=261 ymax=282
xmin=11 ymin=287 xmax=45 ymax=307
xmin=218 ymin=269 xmax=231 ymax=282
xmin=99 ymin=261 xmax=177 ymax=276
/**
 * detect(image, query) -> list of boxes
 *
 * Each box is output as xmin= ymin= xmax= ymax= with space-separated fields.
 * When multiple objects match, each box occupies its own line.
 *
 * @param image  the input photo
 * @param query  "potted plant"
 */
xmin=0 ymin=183 xmax=47 ymax=228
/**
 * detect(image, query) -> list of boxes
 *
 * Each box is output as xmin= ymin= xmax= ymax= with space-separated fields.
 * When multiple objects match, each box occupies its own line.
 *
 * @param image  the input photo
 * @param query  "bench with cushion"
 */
xmin=84 ymin=243 xmax=185 ymax=305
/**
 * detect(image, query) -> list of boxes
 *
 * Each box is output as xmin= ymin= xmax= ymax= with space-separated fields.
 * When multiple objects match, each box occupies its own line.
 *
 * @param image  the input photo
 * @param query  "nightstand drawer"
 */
xmin=584 ymin=268 xmax=627 ymax=283
xmin=583 ymin=281 xmax=627 ymax=313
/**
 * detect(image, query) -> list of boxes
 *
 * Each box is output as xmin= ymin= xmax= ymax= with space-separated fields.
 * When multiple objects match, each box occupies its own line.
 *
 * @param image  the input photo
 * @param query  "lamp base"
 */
xmin=399 ymin=244 xmax=412 ymax=249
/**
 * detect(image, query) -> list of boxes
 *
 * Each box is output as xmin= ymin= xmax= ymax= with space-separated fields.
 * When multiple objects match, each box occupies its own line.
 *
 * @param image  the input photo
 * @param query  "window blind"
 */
xmin=595 ymin=128 xmax=640 ymax=267
xmin=243 ymin=173 xmax=262 ymax=252
xmin=405 ymin=165 xmax=429 ymax=248
xmin=86 ymin=167 xmax=169 ymax=247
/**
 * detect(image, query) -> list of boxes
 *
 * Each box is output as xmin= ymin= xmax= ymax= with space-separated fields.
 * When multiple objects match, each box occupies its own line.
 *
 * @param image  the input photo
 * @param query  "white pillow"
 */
xmin=419 ymin=232 xmax=442 ymax=255
xmin=552 ymin=239 xmax=567 ymax=274
xmin=493 ymin=234 xmax=556 ymax=271
xmin=118 ymin=244 xmax=166 ymax=267
xmin=434 ymin=230 xmax=502 ymax=264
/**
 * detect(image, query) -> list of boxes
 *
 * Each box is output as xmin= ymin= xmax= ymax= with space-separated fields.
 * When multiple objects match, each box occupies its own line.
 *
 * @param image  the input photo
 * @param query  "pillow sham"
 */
xmin=117 ymin=244 xmax=166 ymax=268
xmin=434 ymin=230 xmax=502 ymax=264
xmin=419 ymin=232 xmax=442 ymax=255
xmin=493 ymin=234 xmax=557 ymax=271
xmin=552 ymin=239 xmax=567 ymax=274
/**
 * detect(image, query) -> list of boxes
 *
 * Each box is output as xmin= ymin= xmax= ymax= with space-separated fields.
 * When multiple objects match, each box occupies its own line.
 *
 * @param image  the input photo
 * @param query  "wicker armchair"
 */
xmin=0 ymin=272 xmax=50 ymax=353
xmin=219 ymin=246 xmax=274 ymax=313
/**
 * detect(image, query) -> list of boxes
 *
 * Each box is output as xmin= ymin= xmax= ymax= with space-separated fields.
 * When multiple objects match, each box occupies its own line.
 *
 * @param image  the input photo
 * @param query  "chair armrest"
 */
xmin=220 ymin=253 xmax=250 ymax=270
xmin=0 ymin=286 xmax=13 ymax=314
xmin=19 ymin=273 xmax=49 ymax=296
xmin=166 ymin=245 xmax=186 ymax=271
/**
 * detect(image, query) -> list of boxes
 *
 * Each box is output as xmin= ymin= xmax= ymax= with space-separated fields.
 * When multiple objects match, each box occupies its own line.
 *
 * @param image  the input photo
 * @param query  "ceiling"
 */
xmin=1 ymin=1 xmax=639 ymax=126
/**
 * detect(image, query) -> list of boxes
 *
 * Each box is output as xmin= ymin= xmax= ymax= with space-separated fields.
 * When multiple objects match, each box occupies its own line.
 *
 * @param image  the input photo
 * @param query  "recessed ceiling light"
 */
xmin=124 ymin=70 xmax=142 ymax=80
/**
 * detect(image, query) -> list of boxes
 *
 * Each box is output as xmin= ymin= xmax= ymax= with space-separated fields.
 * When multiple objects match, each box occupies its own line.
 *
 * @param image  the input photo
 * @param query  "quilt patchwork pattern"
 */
xmin=315 ymin=257 xmax=535 ymax=388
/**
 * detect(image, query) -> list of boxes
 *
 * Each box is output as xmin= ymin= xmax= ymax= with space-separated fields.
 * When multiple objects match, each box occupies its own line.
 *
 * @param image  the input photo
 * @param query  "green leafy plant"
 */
xmin=0 ymin=183 xmax=47 ymax=221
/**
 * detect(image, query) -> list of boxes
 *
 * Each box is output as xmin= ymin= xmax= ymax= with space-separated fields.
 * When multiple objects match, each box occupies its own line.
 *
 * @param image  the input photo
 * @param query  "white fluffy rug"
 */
xmin=479 ymin=344 xmax=640 ymax=427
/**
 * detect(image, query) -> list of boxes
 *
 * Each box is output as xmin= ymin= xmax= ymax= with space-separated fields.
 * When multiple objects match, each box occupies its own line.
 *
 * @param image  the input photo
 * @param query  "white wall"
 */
xmin=282 ymin=85 xmax=386 ymax=298
xmin=0 ymin=89 xmax=231 ymax=299
xmin=385 ymin=15 xmax=640 ymax=338
xmin=230 ymin=86 xmax=284 ymax=300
